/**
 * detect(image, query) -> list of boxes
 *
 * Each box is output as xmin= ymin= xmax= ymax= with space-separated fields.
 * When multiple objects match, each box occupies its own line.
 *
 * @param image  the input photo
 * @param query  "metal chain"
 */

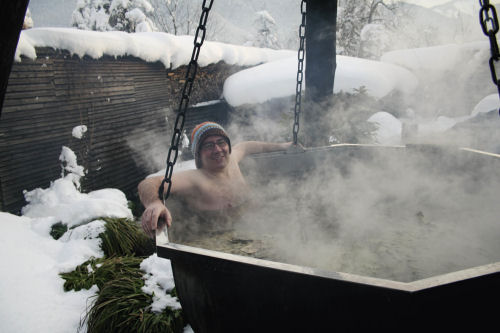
xmin=479 ymin=0 xmax=500 ymax=115
xmin=158 ymin=0 xmax=214 ymax=202
xmin=293 ymin=0 xmax=306 ymax=145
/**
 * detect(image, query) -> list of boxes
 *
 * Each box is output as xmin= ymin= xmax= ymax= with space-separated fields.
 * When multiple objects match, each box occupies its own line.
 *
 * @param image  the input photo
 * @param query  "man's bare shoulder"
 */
xmin=173 ymin=168 xmax=204 ymax=181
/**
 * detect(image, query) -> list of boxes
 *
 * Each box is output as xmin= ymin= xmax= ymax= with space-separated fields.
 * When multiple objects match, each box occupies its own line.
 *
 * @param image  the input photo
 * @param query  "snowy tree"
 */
xmin=23 ymin=8 xmax=34 ymax=29
xmin=251 ymin=10 xmax=281 ymax=49
xmin=337 ymin=0 xmax=396 ymax=57
xmin=148 ymin=0 xmax=200 ymax=35
xmin=72 ymin=0 xmax=112 ymax=31
xmin=147 ymin=0 xmax=224 ymax=41
xmin=337 ymin=2 xmax=364 ymax=56
xmin=109 ymin=0 xmax=156 ymax=32
xmin=72 ymin=0 xmax=157 ymax=32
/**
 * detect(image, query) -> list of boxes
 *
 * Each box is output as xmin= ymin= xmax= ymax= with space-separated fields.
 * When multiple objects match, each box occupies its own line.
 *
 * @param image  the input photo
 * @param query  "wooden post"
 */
xmin=305 ymin=0 xmax=338 ymax=102
xmin=303 ymin=0 xmax=338 ymax=146
xmin=0 ymin=0 xmax=29 ymax=117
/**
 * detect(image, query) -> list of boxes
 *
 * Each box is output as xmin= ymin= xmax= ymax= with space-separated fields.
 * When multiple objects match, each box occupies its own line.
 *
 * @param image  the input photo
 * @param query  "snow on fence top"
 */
xmin=223 ymin=55 xmax=420 ymax=106
xmin=15 ymin=28 xmax=295 ymax=69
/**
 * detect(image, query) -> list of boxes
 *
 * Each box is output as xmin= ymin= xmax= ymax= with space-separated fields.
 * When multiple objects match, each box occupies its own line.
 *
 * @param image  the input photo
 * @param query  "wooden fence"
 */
xmin=0 ymin=47 xmax=241 ymax=213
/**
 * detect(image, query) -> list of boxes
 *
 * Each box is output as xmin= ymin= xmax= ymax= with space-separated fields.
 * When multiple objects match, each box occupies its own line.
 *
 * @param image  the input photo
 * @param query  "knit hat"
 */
xmin=191 ymin=121 xmax=231 ymax=168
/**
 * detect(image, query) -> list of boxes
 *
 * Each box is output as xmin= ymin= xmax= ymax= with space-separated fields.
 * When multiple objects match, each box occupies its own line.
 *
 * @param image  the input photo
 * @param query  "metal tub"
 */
xmin=157 ymin=144 xmax=500 ymax=332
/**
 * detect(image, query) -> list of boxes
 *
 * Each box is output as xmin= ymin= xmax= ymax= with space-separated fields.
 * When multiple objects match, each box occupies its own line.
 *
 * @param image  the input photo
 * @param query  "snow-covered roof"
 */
xmin=16 ymin=27 xmax=295 ymax=69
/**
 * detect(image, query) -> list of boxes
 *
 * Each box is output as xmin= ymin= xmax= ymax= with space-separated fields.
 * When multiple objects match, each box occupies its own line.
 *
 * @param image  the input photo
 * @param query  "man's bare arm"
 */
xmin=138 ymin=175 xmax=172 ymax=237
xmin=138 ymin=176 xmax=163 ymax=207
xmin=232 ymin=141 xmax=293 ymax=162
xmin=138 ymin=171 xmax=195 ymax=237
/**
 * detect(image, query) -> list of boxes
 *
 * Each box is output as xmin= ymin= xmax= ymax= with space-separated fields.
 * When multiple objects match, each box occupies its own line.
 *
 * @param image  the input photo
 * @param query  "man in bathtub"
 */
xmin=138 ymin=121 xmax=294 ymax=238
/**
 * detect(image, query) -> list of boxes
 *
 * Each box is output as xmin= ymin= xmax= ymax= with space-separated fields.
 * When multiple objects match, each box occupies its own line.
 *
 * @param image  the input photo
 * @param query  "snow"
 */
xmin=472 ymin=94 xmax=500 ymax=117
xmin=0 ymin=212 xmax=100 ymax=333
xmin=223 ymin=55 xmax=411 ymax=106
xmin=223 ymin=57 xmax=298 ymax=106
xmin=380 ymin=41 xmax=489 ymax=73
xmin=367 ymin=112 xmax=403 ymax=145
xmin=192 ymin=100 xmax=222 ymax=107
xmin=59 ymin=145 xmax=85 ymax=180
xmin=15 ymin=28 xmax=295 ymax=69
xmin=72 ymin=125 xmax=88 ymax=139
xmin=140 ymin=253 xmax=181 ymax=312
xmin=230 ymin=53 xmax=414 ymax=105
xmin=255 ymin=10 xmax=276 ymax=25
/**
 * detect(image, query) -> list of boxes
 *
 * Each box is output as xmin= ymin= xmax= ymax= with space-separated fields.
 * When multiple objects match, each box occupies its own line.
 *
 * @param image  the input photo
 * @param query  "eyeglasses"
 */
xmin=201 ymin=139 xmax=228 ymax=151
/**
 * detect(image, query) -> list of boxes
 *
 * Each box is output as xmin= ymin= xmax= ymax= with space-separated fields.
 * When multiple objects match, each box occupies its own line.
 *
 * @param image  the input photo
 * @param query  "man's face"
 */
xmin=199 ymin=135 xmax=230 ymax=170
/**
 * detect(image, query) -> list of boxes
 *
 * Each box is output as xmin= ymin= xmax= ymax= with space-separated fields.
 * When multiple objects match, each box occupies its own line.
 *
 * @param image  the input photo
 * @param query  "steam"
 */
xmin=127 ymin=127 xmax=171 ymax=173
xmin=226 ymin=97 xmax=295 ymax=143
xmin=126 ymin=107 xmax=173 ymax=173
xmin=237 ymin=146 xmax=500 ymax=282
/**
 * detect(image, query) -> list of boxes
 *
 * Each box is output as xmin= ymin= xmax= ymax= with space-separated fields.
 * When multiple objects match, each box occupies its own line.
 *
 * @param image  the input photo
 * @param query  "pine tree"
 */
xmin=252 ymin=10 xmax=281 ymax=49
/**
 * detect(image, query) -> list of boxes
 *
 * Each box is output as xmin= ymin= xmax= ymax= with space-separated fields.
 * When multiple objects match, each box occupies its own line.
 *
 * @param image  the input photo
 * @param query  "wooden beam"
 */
xmin=305 ymin=0 xmax=338 ymax=102
xmin=0 ymin=0 xmax=29 ymax=117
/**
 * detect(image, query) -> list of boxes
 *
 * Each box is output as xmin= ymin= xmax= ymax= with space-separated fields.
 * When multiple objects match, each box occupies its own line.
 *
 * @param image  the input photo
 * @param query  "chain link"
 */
xmin=479 ymin=0 xmax=500 ymax=115
xmin=158 ymin=0 xmax=214 ymax=201
xmin=293 ymin=0 xmax=306 ymax=145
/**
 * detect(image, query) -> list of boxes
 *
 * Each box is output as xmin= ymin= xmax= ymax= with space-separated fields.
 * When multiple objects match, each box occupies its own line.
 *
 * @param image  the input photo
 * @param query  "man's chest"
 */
xmin=195 ymin=176 xmax=249 ymax=210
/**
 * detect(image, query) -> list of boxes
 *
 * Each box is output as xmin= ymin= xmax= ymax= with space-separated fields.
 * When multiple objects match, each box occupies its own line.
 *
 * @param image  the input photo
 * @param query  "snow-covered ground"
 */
xmin=1 ymin=27 xmax=499 ymax=332
xmin=1 ymin=146 xmax=185 ymax=332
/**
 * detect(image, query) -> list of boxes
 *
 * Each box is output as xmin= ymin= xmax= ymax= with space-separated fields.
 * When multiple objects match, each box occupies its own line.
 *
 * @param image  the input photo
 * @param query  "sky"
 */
xmin=2 ymin=25 xmax=500 ymax=332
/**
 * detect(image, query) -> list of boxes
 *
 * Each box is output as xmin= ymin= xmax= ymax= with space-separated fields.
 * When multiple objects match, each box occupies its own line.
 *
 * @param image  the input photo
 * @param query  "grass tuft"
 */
xmin=83 ymin=276 xmax=184 ymax=333
xmin=63 ymin=256 xmax=184 ymax=333
xmin=50 ymin=222 xmax=68 ymax=240
xmin=60 ymin=217 xmax=184 ymax=332
xmin=61 ymin=256 xmax=144 ymax=292
xmin=99 ymin=217 xmax=155 ymax=257
xmin=83 ymin=270 xmax=185 ymax=333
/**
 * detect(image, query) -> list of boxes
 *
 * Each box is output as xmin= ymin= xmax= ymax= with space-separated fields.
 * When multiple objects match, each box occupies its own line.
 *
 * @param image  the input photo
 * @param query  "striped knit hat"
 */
xmin=191 ymin=121 xmax=231 ymax=168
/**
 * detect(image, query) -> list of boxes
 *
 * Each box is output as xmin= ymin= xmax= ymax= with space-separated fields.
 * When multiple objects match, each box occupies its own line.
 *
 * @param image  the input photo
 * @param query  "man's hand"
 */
xmin=141 ymin=200 xmax=172 ymax=238
xmin=286 ymin=142 xmax=305 ymax=153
